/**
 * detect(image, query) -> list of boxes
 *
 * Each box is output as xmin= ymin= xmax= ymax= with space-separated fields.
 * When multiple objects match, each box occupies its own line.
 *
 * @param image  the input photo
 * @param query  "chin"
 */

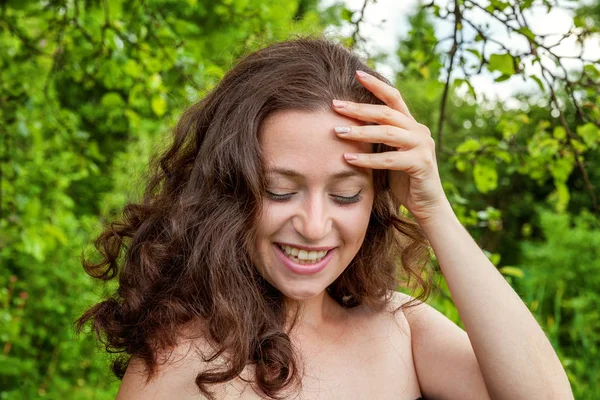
xmin=279 ymin=283 xmax=325 ymax=301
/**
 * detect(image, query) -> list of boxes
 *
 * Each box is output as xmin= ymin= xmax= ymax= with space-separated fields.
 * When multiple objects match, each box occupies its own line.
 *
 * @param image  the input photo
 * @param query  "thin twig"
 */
xmin=541 ymin=70 xmax=599 ymax=212
xmin=437 ymin=0 xmax=461 ymax=155
xmin=350 ymin=0 xmax=369 ymax=49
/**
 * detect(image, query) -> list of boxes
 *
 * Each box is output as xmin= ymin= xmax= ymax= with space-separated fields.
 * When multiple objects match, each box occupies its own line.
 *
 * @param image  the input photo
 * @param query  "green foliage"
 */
xmin=396 ymin=7 xmax=443 ymax=81
xmin=2 ymin=0 xmax=599 ymax=397
xmin=577 ymin=122 xmax=600 ymax=149
xmin=396 ymin=3 xmax=600 ymax=396
xmin=472 ymin=159 xmax=498 ymax=194
xmin=514 ymin=210 xmax=600 ymax=398
xmin=487 ymin=53 xmax=517 ymax=76
xmin=0 ymin=0 xmax=330 ymax=397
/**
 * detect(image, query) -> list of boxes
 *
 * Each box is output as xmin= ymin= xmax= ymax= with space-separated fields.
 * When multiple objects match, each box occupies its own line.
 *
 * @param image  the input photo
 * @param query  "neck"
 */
xmin=285 ymin=290 xmax=346 ymax=330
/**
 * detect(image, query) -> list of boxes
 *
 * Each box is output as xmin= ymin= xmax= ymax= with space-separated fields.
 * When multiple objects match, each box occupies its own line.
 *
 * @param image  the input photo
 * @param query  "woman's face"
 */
xmin=254 ymin=109 xmax=375 ymax=301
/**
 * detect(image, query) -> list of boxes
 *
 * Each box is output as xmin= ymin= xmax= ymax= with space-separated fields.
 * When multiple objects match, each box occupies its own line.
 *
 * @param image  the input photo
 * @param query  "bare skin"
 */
xmin=120 ymin=294 xmax=423 ymax=399
xmin=118 ymin=290 xmax=495 ymax=399
xmin=330 ymin=71 xmax=573 ymax=399
xmin=117 ymin=70 xmax=573 ymax=399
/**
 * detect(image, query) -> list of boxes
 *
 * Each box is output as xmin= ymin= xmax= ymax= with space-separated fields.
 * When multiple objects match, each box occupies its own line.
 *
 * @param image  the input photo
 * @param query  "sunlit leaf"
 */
xmin=576 ymin=122 xmax=600 ymax=149
xmin=488 ymin=53 xmax=516 ymax=75
xmin=151 ymin=94 xmax=167 ymax=117
xmin=530 ymin=75 xmax=545 ymax=92
xmin=473 ymin=159 xmax=498 ymax=193
xmin=456 ymin=138 xmax=481 ymax=153
xmin=100 ymin=92 xmax=125 ymax=109
xmin=499 ymin=266 xmax=524 ymax=279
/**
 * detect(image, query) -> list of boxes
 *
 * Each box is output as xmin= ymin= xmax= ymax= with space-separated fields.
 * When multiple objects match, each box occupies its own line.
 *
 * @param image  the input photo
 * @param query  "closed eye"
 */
xmin=266 ymin=191 xmax=363 ymax=204
xmin=266 ymin=191 xmax=296 ymax=202
xmin=331 ymin=191 xmax=362 ymax=205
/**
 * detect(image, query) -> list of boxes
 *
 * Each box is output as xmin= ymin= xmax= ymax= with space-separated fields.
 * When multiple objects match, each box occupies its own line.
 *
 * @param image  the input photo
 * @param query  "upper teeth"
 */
xmin=280 ymin=245 xmax=328 ymax=261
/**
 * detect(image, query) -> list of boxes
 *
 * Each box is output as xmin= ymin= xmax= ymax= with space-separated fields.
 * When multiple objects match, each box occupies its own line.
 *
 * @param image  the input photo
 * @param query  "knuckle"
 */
xmin=383 ymin=155 xmax=396 ymax=167
xmin=425 ymin=135 xmax=436 ymax=148
xmin=382 ymin=107 xmax=395 ymax=121
xmin=419 ymin=123 xmax=432 ymax=136
xmin=421 ymin=153 xmax=435 ymax=168
xmin=384 ymin=126 xmax=395 ymax=139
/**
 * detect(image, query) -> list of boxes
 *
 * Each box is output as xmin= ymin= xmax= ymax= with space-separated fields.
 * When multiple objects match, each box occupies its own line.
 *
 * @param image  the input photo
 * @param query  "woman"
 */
xmin=78 ymin=38 xmax=573 ymax=399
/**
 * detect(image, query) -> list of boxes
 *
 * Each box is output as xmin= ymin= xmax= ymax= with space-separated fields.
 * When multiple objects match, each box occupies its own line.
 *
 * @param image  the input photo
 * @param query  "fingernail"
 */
xmin=332 ymin=99 xmax=347 ymax=108
xmin=344 ymin=153 xmax=358 ymax=161
xmin=356 ymin=70 xmax=369 ymax=79
xmin=334 ymin=126 xmax=351 ymax=134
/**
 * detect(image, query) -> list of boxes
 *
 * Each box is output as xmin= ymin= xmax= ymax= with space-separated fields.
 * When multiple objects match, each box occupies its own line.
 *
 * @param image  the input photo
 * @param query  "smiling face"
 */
xmin=254 ymin=109 xmax=375 ymax=301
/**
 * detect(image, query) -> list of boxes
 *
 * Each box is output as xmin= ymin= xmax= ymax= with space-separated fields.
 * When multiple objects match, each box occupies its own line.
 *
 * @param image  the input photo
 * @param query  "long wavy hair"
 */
xmin=77 ymin=37 xmax=434 ymax=399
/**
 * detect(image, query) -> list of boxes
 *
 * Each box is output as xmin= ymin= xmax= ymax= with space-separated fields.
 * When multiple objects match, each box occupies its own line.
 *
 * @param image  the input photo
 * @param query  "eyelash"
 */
xmin=333 ymin=192 xmax=362 ymax=205
xmin=266 ymin=191 xmax=362 ymax=205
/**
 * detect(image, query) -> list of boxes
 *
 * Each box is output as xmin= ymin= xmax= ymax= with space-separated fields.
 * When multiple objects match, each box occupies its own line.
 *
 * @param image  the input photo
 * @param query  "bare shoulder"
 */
xmin=344 ymin=292 xmax=414 ymax=342
xmin=117 ymin=339 xmax=208 ymax=400
xmin=117 ymin=333 xmax=248 ymax=400
xmin=390 ymin=291 xmax=490 ymax=400
xmin=389 ymin=291 xmax=431 ymax=329
xmin=390 ymin=290 xmax=466 ymax=340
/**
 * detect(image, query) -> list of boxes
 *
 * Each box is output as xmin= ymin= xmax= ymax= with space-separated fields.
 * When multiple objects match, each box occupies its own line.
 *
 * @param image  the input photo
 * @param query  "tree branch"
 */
xmin=436 ymin=0 xmax=461 ymax=155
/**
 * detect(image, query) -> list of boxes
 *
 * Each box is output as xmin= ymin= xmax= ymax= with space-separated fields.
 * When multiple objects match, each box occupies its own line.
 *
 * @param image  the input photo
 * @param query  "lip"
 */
xmin=276 ymin=242 xmax=336 ymax=252
xmin=274 ymin=243 xmax=335 ymax=275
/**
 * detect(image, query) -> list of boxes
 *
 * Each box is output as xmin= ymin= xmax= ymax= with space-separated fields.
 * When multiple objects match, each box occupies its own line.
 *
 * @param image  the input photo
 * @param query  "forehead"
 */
xmin=259 ymin=109 xmax=372 ymax=179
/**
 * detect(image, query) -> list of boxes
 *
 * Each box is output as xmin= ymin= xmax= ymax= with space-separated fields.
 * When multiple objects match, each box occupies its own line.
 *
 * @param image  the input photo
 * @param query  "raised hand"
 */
xmin=331 ymin=70 xmax=451 ymax=224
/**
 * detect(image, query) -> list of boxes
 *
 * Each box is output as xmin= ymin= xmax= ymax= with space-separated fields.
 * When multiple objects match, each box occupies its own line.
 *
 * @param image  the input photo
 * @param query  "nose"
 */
xmin=292 ymin=193 xmax=332 ymax=242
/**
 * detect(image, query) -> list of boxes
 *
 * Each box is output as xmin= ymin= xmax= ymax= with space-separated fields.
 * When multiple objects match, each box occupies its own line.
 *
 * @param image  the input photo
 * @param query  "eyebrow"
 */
xmin=266 ymin=168 xmax=366 ymax=180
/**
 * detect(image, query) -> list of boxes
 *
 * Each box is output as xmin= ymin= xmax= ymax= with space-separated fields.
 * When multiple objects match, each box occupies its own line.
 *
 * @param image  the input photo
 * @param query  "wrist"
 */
xmin=415 ymin=199 xmax=457 ymax=232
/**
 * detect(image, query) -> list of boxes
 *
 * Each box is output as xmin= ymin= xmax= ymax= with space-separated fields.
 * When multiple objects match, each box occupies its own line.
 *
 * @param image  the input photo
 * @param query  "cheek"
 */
xmin=255 ymin=204 xmax=288 ymax=239
xmin=337 ymin=202 xmax=373 ymax=244
xmin=358 ymin=194 xmax=376 ymax=235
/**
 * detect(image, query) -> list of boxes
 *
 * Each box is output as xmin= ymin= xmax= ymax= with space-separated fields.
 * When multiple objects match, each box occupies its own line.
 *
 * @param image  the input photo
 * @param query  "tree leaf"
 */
xmin=576 ymin=122 xmax=600 ymax=149
xmin=494 ymin=74 xmax=511 ymax=82
xmin=466 ymin=48 xmax=481 ymax=60
xmin=516 ymin=26 xmax=535 ymax=41
xmin=530 ymin=75 xmax=545 ymax=92
xmin=490 ymin=0 xmax=510 ymax=11
xmin=548 ymin=182 xmax=570 ymax=212
xmin=488 ymin=53 xmax=516 ymax=75
xmin=473 ymin=159 xmax=498 ymax=193
xmin=455 ymin=159 xmax=467 ymax=172
xmin=456 ymin=138 xmax=481 ymax=153
xmin=100 ymin=92 xmax=125 ymax=108
xmin=553 ymin=126 xmax=566 ymax=140
xmin=499 ymin=266 xmax=524 ymax=278
xmin=341 ymin=7 xmax=353 ymax=22
xmin=151 ymin=95 xmax=167 ymax=117
xmin=550 ymin=157 xmax=574 ymax=184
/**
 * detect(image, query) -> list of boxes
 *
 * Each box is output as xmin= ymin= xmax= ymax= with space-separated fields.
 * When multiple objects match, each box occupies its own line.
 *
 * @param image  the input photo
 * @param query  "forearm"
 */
xmin=419 ymin=201 xmax=573 ymax=400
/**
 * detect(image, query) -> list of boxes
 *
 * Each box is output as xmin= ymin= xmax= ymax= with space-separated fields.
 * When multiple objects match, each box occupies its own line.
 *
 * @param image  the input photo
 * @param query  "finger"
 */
xmin=331 ymin=100 xmax=413 ymax=128
xmin=343 ymin=150 xmax=431 ymax=173
xmin=333 ymin=125 xmax=420 ymax=149
xmin=355 ymin=70 xmax=414 ymax=120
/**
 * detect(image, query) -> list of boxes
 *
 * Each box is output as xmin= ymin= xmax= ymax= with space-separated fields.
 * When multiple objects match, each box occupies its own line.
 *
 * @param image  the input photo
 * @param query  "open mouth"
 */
xmin=276 ymin=244 xmax=331 ymax=265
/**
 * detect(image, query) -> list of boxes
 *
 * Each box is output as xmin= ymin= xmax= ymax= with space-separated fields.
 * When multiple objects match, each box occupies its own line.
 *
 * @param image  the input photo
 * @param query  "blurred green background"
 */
xmin=1 ymin=0 xmax=599 ymax=398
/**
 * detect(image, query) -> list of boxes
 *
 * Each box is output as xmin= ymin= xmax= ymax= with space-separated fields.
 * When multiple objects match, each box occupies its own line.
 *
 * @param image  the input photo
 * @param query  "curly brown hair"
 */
xmin=77 ymin=37 xmax=434 ymax=399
